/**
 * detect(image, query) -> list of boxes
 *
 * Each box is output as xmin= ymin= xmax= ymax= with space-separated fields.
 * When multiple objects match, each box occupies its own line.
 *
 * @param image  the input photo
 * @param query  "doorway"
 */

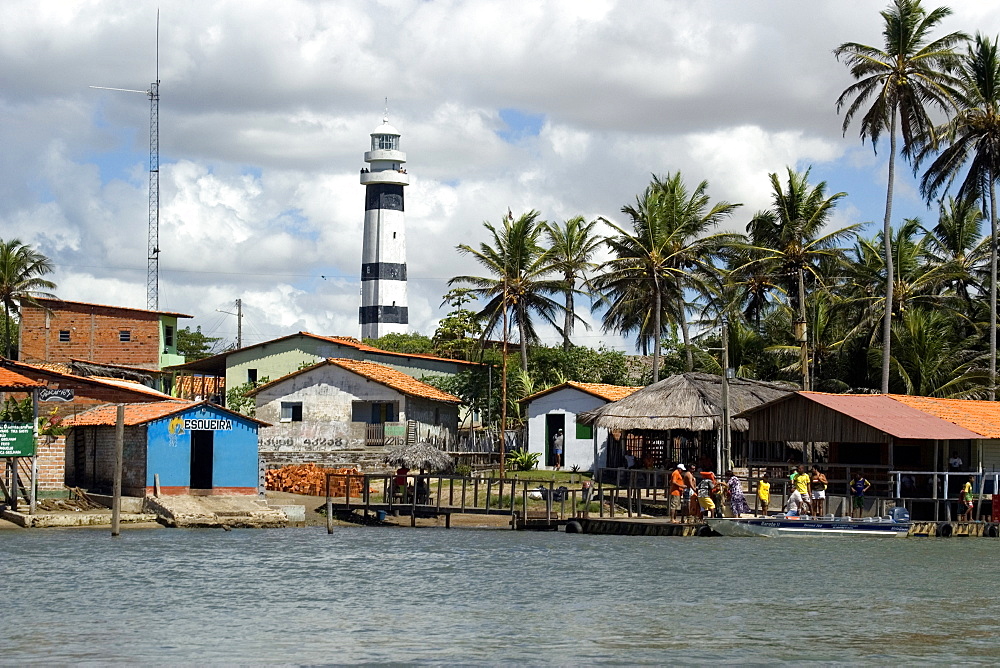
xmin=190 ymin=430 xmax=214 ymax=490
xmin=545 ymin=413 xmax=566 ymax=468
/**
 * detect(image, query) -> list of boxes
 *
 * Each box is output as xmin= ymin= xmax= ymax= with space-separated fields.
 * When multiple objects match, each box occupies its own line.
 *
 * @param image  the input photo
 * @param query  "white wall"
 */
xmin=525 ymin=388 xmax=612 ymax=472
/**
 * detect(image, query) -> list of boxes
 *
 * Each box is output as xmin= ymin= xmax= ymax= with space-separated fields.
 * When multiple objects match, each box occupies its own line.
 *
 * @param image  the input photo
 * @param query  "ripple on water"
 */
xmin=3 ymin=526 xmax=1000 ymax=663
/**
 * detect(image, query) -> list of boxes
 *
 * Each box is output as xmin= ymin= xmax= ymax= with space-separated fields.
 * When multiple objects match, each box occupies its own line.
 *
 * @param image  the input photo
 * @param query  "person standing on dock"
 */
xmin=725 ymin=470 xmax=751 ymax=517
xmin=552 ymin=429 xmax=564 ymax=470
xmin=669 ymin=464 xmax=686 ymax=523
xmin=850 ymin=472 xmax=870 ymax=518
xmin=696 ymin=468 xmax=718 ymax=518
xmin=789 ymin=465 xmax=812 ymax=516
xmin=810 ymin=466 xmax=828 ymax=517
xmin=682 ymin=464 xmax=699 ymax=521
xmin=959 ymin=475 xmax=975 ymax=521
xmin=756 ymin=473 xmax=771 ymax=516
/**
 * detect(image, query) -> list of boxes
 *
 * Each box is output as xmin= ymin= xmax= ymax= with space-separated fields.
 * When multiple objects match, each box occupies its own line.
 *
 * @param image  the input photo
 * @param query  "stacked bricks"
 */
xmin=35 ymin=435 xmax=66 ymax=490
xmin=265 ymin=464 xmax=364 ymax=497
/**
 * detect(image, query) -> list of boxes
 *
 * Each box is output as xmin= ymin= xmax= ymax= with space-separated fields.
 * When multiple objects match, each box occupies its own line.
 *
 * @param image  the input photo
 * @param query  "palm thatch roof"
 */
xmin=383 ymin=442 xmax=454 ymax=471
xmin=577 ymin=372 xmax=795 ymax=432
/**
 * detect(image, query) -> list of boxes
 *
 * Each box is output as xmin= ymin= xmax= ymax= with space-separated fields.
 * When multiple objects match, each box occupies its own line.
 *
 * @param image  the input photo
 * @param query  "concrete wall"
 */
xmin=526 ymin=388 xmax=612 ymax=472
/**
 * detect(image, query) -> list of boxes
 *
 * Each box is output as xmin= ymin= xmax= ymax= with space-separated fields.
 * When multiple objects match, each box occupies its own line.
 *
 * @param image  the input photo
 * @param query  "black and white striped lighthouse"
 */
xmin=359 ymin=115 xmax=409 ymax=339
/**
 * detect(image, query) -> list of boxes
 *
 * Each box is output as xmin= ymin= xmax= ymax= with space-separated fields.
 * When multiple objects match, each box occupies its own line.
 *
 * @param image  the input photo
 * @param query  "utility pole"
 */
xmin=720 ymin=316 xmax=732 ymax=473
xmin=216 ymin=299 xmax=244 ymax=349
xmin=796 ymin=268 xmax=810 ymax=391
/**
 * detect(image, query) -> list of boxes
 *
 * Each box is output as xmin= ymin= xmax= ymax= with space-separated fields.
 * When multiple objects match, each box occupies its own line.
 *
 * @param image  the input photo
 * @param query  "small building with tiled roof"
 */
xmin=521 ymin=381 xmax=642 ymax=472
xmin=165 ymin=331 xmax=479 ymax=404
xmin=249 ymin=358 xmax=461 ymax=471
xmin=63 ymin=401 xmax=267 ymax=497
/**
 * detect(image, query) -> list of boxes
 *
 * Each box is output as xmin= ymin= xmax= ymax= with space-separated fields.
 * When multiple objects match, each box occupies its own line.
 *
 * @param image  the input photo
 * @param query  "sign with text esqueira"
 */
xmin=0 ymin=422 xmax=35 ymax=457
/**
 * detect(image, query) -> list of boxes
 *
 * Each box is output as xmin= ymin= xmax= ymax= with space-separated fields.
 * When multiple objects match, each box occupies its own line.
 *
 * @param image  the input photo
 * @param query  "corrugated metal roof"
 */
xmin=799 ymin=392 xmax=981 ymax=440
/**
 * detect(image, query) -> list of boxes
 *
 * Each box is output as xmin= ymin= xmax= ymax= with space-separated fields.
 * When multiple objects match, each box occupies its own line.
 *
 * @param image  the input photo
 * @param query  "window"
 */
xmin=119 ymin=330 xmax=131 ymax=342
xmin=576 ymin=422 xmax=593 ymax=439
xmin=164 ymin=325 xmax=174 ymax=348
xmin=58 ymin=330 xmax=70 ymax=342
xmin=247 ymin=369 xmax=258 ymax=384
xmin=280 ymin=402 xmax=303 ymax=422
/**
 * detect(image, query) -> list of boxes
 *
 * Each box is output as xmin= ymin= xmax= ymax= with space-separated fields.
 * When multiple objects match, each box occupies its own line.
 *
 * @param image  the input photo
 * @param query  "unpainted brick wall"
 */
xmin=36 ymin=435 xmax=66 ymax=490
xmin=20 ymin=302 xmax=161 ymax=367
xmin=65 ymin=426 xmax=147 ymax=496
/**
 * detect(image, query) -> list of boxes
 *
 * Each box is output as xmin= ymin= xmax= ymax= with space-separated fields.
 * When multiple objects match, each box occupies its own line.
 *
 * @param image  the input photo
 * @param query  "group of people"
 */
xmin=784 ymin=465 xmax=832 ymax=517
xmin=668 ymin=463 xmax=751 ymax=522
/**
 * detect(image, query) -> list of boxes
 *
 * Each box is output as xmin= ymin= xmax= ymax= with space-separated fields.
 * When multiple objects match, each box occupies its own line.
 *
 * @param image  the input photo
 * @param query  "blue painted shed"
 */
xmin=64 ymin=401 xmax=269 ymax=497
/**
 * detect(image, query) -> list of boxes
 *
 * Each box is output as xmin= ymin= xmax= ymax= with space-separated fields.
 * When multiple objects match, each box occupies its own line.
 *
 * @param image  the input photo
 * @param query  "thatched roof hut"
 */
xmin=383 ymin=441 xmax=454 ymax=472
xmin=577 ymin=372 xmax=795 ymax=432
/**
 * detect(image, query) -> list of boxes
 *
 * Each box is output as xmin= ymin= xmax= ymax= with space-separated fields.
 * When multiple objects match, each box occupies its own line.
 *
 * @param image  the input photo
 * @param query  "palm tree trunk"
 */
xmin=990 ymin=174 xmax=997 ymax=401
xmin=517 ymin=306 xmax=529 ymax=372
xmin=881 ymin=116 xmax=897 ymax=394
xmin=563 ymin=271 xmax=574 ymax=352
xmin=653 ymin=274 xmax=662 ymax=383
xmin=677 ymin=295 xmax=693 ymax=372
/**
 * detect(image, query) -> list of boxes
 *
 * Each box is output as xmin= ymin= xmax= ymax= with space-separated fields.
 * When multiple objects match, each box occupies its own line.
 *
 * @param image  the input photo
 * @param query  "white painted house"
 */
xmin=522 ymin=382 xmax=640 ymax=472
xmin=250 ymin=358 xmax=461 ymax=470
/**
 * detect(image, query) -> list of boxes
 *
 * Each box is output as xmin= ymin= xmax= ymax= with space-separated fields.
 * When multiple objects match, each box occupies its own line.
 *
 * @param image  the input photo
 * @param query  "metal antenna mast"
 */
xmin=91 ymin=10 xmax=161 ymax=310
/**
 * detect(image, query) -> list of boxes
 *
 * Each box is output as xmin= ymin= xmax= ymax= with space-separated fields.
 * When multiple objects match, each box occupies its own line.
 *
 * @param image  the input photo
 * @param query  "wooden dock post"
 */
xmin=461 ymin=477 xmax=467 ymax=513
xmin=598 ymin=477 xmax=604 ymax=518
xmin=485 ymin=478 xmax=493 ymax=511
xmin=436 ymin=476 xmax=443 ymax=512
xmin=111 ymin=404 xmax=124 ymax=537
xmin=410 ymin=475 xmax=418 ymax=527
xmin=448 ymin=477 xmax=454 ymax=506
xmin=326 ymin=473 xmax=333 ymax=534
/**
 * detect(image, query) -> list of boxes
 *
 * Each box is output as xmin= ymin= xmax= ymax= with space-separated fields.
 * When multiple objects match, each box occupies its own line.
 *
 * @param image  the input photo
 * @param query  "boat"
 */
xmin=705 ymin=508 xmax=911 ymax=538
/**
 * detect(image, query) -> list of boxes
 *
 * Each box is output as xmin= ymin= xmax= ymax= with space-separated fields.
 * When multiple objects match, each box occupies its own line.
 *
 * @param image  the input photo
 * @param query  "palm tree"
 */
xmin=0 ymin=239 xmax=57 ymax=358
xmin=919 ymin=33 xmax=1000 ymax=398
xmin=730 ymin=168 xmax=855 ymax=389
xmin=919 ymin=196 xmax=988 ymax=312
xmin=593 ymin=172 xmax=740 ymax=381
xmin=544 ymin=216 xmax=604 ymax=351
xmin=834 ymin=0 xmax=968 ymax=393
xmin=889 ymin=307 xmax=990 ymax=397
xmin=451 ymin=210 xmax=566 ymax=371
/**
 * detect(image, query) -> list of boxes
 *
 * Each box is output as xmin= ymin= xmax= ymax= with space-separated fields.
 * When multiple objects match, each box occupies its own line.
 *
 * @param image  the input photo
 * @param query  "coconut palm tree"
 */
xmin=729 ymin=168 xmax=855 ymax=389
xmin=0 ymin=239 xmax=56 ymax=359
xmin=834 ymin=0 xmax=968 ymax=393
xmin=592 ymin=172 xmax=740 ymax=381
xmin=544 ymin=216 xmax=604 ymax=351
xmin=889 ymin=307 xmax=990 ymax=398
xmin=451 ymin=210 xmax=566 ymax=371
xmin=919 ymin=196 xmax=988 ymax=312
xmin=919 ymin=33 xmax=1000 ymax=397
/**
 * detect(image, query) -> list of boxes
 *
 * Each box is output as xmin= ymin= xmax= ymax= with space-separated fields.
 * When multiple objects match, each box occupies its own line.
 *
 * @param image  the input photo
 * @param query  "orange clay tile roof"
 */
xmin=63 ymin=400 xmax=269 ymax=428
xmin=250 ymin=358 xmax=461 ymax=404
xmin=305 ymin=333 xmax=482 ymax=366
xmin=890 ymin=395 xmax=1000 ymax=439
xmin=0 ymin=366 xmax=45 ymax=389
xmin=520 ymin=381 xmax=642 ymax=404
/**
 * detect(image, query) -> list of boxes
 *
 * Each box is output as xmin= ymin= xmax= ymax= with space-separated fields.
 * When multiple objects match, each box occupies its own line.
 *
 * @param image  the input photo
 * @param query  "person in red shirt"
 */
xmin=669 ymin=464 xmax=686 ymax=523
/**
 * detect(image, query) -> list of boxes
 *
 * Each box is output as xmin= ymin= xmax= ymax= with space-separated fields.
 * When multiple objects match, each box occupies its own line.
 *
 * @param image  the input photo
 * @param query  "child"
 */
xmin=756 ymin=473 xmax=771 ymax=516
xmin=959 ymin=475 xmax=975 ymax=522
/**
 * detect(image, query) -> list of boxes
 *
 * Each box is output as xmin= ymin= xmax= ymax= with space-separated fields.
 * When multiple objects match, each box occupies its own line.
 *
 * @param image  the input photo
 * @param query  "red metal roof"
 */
xmin=798 ymin=392 xmax=981 ymax=440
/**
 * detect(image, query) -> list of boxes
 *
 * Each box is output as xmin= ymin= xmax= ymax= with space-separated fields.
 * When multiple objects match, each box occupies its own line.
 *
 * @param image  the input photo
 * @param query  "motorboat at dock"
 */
xmin=706 ymin=508 xmax=911 ymax=537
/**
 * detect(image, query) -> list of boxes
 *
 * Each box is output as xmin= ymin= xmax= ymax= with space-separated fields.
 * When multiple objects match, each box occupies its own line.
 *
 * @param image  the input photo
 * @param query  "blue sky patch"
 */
xmin=497 ymin=108 xmax=545 ymax=143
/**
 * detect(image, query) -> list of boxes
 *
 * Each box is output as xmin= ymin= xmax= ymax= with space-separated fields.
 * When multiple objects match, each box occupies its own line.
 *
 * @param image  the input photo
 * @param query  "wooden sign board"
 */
xmin=0 ymin=422 xmax=34 ymax=457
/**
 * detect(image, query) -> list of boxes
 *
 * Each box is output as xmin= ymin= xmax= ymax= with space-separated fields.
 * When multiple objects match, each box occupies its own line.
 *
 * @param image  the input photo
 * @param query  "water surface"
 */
xmin=3 ymin=526 xmax=997 ymax=664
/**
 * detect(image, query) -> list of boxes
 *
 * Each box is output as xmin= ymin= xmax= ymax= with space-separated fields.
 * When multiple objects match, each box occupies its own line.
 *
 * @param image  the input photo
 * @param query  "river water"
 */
xmin=3 ymin=525 xmax=999 ymax=664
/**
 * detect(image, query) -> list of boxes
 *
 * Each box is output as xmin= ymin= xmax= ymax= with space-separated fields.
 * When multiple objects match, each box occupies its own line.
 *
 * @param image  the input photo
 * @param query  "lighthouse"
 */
xmin=359 ymin=115 xmax=409 ymax=340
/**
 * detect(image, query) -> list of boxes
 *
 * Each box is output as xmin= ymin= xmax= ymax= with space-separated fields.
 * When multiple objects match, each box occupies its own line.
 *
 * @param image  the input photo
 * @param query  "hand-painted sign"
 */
xmin=39 ymin=388 xmax=74 ymax=402
xmin=0 ymin=422 xmax=34 ymax=457
xmin=184 ymin=418 xmax=233 ymax=431
xmin=384 ymin=424 xmax=406 ymax=437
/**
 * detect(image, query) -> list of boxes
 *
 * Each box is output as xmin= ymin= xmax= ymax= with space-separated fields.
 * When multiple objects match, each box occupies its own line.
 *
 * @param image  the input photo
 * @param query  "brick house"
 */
xmin=63 ymin=401 xmax=267 ymax=497
xmin=19 ymin=298 xmax=192 ymax=370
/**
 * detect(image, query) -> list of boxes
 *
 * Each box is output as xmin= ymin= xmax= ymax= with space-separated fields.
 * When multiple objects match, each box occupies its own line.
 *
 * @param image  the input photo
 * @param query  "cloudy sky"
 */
xmin=3 ymin=0 xmax=997 ymax=353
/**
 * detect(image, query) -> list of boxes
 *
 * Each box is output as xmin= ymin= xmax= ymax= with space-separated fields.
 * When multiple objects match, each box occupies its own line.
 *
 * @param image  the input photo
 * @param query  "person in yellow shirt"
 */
xmin=787 ymin=465 xmax=812 ymax=516
xmin=756 ymin=473 xmax=771 ymax=516
xmin=959 ymin=475 xmax=975 ymax=522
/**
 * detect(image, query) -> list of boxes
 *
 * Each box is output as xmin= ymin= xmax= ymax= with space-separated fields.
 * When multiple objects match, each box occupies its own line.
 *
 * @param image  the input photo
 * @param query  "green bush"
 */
xmin=506 ymin=449 xmax=540 ymax=472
